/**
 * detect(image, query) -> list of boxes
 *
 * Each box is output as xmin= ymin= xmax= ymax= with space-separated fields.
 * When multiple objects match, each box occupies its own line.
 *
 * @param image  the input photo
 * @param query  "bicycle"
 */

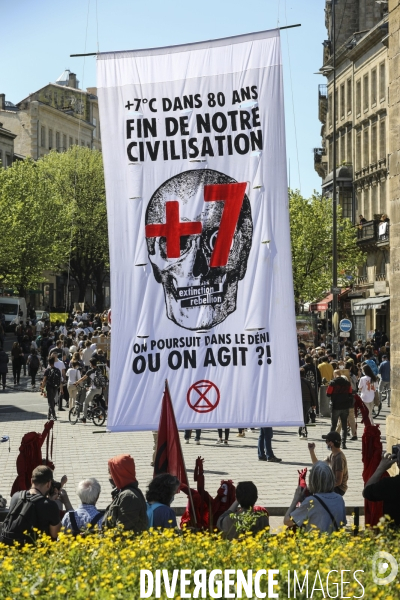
xmin=69 ymin=384 xmax=106 ymax=426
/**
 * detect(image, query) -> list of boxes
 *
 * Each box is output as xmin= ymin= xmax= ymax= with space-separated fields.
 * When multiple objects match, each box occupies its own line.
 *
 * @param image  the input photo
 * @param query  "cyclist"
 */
xmin=74 ymin=358 xmax=107 ymax=423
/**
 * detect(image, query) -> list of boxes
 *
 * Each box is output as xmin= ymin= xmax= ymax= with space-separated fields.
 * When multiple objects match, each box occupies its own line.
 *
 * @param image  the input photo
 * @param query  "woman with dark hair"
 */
xmin=359 ymin=363 xmax=378 ymax=423
xmin=11 ymin=341 xmax=23 ymax=385
xmin=145 ymin=474 xmax=180 ymax=529
xmin=27 ymin=349 xmax=40 ymax=389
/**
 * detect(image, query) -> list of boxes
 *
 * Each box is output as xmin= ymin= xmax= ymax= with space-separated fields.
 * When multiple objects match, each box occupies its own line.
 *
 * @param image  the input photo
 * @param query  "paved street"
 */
xmin=0 ymin=341 xmax=389 ymax=520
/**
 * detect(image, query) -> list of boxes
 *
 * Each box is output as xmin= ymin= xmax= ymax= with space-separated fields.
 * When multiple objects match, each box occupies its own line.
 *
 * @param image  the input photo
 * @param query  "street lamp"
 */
xmin=331 ymin=0 xmax=339 ymax=357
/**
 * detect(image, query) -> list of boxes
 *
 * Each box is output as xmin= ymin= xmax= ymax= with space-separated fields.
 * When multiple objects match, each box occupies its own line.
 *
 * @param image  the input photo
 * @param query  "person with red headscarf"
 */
xmin=103 ymin=454 xmax=148 ymax=533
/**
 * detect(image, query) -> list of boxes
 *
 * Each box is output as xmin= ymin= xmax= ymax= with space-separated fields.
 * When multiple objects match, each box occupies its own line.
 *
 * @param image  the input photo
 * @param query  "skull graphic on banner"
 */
xmin=145 ymin=169 xmax=253 ymax=330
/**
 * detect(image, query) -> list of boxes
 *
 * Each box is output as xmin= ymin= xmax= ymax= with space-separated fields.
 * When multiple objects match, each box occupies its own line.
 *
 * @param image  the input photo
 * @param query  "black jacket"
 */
xmin=301 ymin=377 xmax=317 ymax=406
xmin=0 ymin=351 xmax=9 ymax=374
xmin=103 ymin=482 xmax=148 ymax=533
xmin=326 ymin=377 xmax=353 ymax=410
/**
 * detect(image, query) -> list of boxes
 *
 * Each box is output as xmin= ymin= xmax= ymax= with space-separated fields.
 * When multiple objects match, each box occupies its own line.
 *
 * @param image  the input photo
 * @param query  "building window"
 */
xmin=346 ymin=129 xmax=352 ymax=163
xmin=371 ymin=184 xmax=378 ymax=215
xmin=371 ymin=68 xmax=377 ymax=106
xmin=340 ymin=84 xmax=345 ymax=119
xmin=329 ymin=139 xmax=333 ymax=172
xmin=41 ymin=126 xmax=46 ymax=148
xmin=356 ymin=130 xmax=362 ymax=171
xmin=69 ymin=136 xmax=73 ymax=147
xmin=342 ymin=190 xmax=353 ymax=220
xmin=93 ymin=117 xmax=97 ymax=138
xmin=340 ymin=130 xmax=345 ymax=163
xmin=346 ymin=78 xmax=352 ymax=114
xmin=364 ymin=186 xmax=370 ymax=219
xmin=63 ymin=134 xmax=67 ymax=151
xmin=49 ymin=129 xmax=53 ymax=150
xmin=0 ymin=150 xmax=2 ymax=167
xmin=379 ymin=61 xmax=386 ymax=101
xmin=356 ymin=79 xmax=361 ymax=116
xmin=363 ymin=74 xmax=369 ymax=112
xmin=371 ymin=122 xmax=377 ymax=164
xmin=328 ymin=93 xmax=333 ymax=127
xmin=75 ymin=138 xmax=79 ymax=145
xmin=334 ymin=89 xmax=338 ymax=123
xmin=6 ymin=153 xmax=12 ymax=168
xmin=379 ymin=119 xmax=386 ymax=159
xmin=363 ymin=127 xmax=369 ymax=167
xmin=56 ymin=132 xmax=60 ymax=151
xmin=380 ymin=179 xmax=387 ymax=214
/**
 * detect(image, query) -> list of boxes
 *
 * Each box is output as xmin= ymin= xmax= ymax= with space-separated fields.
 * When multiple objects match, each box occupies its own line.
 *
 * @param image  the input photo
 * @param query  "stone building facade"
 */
xmin=314 ymin=1 xmax=390 ymax=341
xmin=0 ymin=107 xmax=16 ymax=168
xmin=387 ymin=0 xmax=400 ymax=463
xmin=0 ymin=70 xmax=101 ymax=160
xmin=0 ymin=71 xmax=103 ymax=311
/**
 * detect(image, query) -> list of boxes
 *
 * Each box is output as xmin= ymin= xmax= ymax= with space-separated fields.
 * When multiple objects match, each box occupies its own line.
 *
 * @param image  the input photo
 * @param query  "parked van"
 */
xmin=0 ymin=297 xmax=27 ymax=331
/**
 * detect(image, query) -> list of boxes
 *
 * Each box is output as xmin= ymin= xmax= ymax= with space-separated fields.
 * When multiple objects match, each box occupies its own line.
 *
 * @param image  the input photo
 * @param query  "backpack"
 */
xmin=67 ymin=510 xmax=103 ymax=536
xmin=93 ymin=367 xmax=108 ymax=389
xmin=0 ymin=491 xmax=43 ymax=546
xmin=46 ymin=367 xmax=61 ymax=388
xmin=146 ymin=502 xmax=165 ymax=528
xmin=36 ymin=335 xmax=42 ymax=349
xmin=29 ymin=355 xmax=40 ymax=370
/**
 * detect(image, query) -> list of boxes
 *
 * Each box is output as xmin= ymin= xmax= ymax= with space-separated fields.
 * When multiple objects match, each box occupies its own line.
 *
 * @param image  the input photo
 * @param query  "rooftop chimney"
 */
xmin=68 ymin=73 xmax=78 ymax=89
xmin=0 ymin=94 xmax=5 ymax=110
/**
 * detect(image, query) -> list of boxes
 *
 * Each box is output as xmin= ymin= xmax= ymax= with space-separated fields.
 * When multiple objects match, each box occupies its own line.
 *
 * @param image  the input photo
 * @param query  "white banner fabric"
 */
xmin=97 ymin=29 xmax=303 ymax=431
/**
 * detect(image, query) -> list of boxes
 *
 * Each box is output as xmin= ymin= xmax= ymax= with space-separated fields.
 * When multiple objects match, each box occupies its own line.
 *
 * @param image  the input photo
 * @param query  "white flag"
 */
xmin=97 ymin=29 xmax=303 ymax=431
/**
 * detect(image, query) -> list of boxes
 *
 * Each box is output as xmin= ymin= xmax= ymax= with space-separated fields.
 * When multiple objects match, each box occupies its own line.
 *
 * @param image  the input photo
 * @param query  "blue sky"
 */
xmin=2 ymin=0 xmax=326 ymax=197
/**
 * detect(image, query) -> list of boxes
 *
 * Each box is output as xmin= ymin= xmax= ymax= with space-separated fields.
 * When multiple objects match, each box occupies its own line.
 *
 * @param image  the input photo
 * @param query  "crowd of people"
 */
xmin=0 ymin=443 xmax=399 ymax=547
xmin=0 ymin=315 xmax=399 ymax=546
xmin=0 ymin=308 xmax=110 ymax=423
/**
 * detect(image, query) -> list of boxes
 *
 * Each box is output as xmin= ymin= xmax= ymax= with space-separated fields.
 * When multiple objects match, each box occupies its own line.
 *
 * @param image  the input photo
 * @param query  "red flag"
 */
xmin=153 ymin=381 xmax=188 ymax=486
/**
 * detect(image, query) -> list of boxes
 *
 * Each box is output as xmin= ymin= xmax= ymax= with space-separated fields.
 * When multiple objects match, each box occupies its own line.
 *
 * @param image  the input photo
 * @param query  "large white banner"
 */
xmin=97 ymin=29 xmax=303 ymax=431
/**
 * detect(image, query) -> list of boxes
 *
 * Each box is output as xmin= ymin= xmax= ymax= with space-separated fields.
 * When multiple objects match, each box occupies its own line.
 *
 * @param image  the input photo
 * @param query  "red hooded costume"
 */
xmin=180 ymin=457 xmax=235 ymax=530
xmin=10 ymin=421 xmax=54 ymax=496
xmin=354 ymin=393 xmax=388 ymax=526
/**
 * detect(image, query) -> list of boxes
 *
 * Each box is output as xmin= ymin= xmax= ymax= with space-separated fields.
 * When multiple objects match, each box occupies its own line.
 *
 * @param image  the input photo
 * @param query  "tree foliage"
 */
xmin=289 ymin=189 xmax=364 ymax=308
xmin=0 ymin=159 xmax=70 ymax=296
xmin=0 ymin=148 xmax=109 ymax=307
xmin=42 ymin=147 xmax=109 ymax=307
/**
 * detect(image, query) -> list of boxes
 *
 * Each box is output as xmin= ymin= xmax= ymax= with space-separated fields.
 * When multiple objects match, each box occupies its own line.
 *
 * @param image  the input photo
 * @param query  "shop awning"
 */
xmin=309 ymin=293 xmax=333 ymax=311
xmin=353 ymin=296 xmax=390 ymax=310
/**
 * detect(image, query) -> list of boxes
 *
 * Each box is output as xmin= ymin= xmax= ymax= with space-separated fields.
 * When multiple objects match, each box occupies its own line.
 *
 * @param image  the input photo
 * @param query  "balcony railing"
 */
xmin=355 ymin=276 xmax=368 ymax=285
xmin=356 ymin=219 xmax=390 ymax=246
xmin=357 ymin=220 xmax=376 ymax=243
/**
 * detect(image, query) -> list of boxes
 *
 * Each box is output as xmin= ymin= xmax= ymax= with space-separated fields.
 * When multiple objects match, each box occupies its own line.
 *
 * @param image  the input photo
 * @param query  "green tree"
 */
xmin=0 ymin=159 xmax=70 ymax=296
xmin=289 ymin=189 xmax=364 ymax=310
xmin=43 ymin=147 xmax=109 ymax=309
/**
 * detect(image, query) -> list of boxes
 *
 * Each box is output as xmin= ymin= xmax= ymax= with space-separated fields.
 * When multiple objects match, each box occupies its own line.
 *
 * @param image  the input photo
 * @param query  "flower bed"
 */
xmin=0 ymin=526 xmax=399 ymax=599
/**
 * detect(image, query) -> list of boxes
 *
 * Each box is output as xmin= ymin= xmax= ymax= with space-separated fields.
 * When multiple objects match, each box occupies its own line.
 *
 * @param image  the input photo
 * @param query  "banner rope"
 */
xmin=64 ymin=0 xmax=92 ymax=313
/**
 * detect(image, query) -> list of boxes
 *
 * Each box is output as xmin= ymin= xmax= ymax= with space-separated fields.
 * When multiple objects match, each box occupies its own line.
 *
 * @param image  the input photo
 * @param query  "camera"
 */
xmin=49 ymin=480 xmax=61 ymax=497
xmin=392 ymin=445 xmax=399 ymax=459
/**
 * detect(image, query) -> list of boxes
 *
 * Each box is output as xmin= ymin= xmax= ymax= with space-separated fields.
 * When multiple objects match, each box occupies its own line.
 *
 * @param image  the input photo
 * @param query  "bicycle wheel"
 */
xmin=69 ymin=406 xmax=80 ymax=425
xmin=92 ymin=406 xmax=106 ymax=427
xmin=372 ymin=402 xmax=382 ymax=418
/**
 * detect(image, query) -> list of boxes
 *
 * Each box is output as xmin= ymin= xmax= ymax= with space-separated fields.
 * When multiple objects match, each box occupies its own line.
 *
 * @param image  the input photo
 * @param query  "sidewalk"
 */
xmin=0 ymin=371 xmax=389 ymax=517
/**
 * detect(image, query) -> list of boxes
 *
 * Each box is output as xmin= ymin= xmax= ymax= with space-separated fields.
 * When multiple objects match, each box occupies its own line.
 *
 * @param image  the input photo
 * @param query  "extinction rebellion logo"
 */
xmin=187 ymin=380 xmax=220 ymax=413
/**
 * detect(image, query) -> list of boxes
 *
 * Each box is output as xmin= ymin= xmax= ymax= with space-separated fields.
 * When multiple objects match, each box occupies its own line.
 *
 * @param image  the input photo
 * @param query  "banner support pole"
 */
xmin=165 ymin=379 xmax=198 ymax=527
xmin=69 ymin=25 xmax=302 ymax=57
